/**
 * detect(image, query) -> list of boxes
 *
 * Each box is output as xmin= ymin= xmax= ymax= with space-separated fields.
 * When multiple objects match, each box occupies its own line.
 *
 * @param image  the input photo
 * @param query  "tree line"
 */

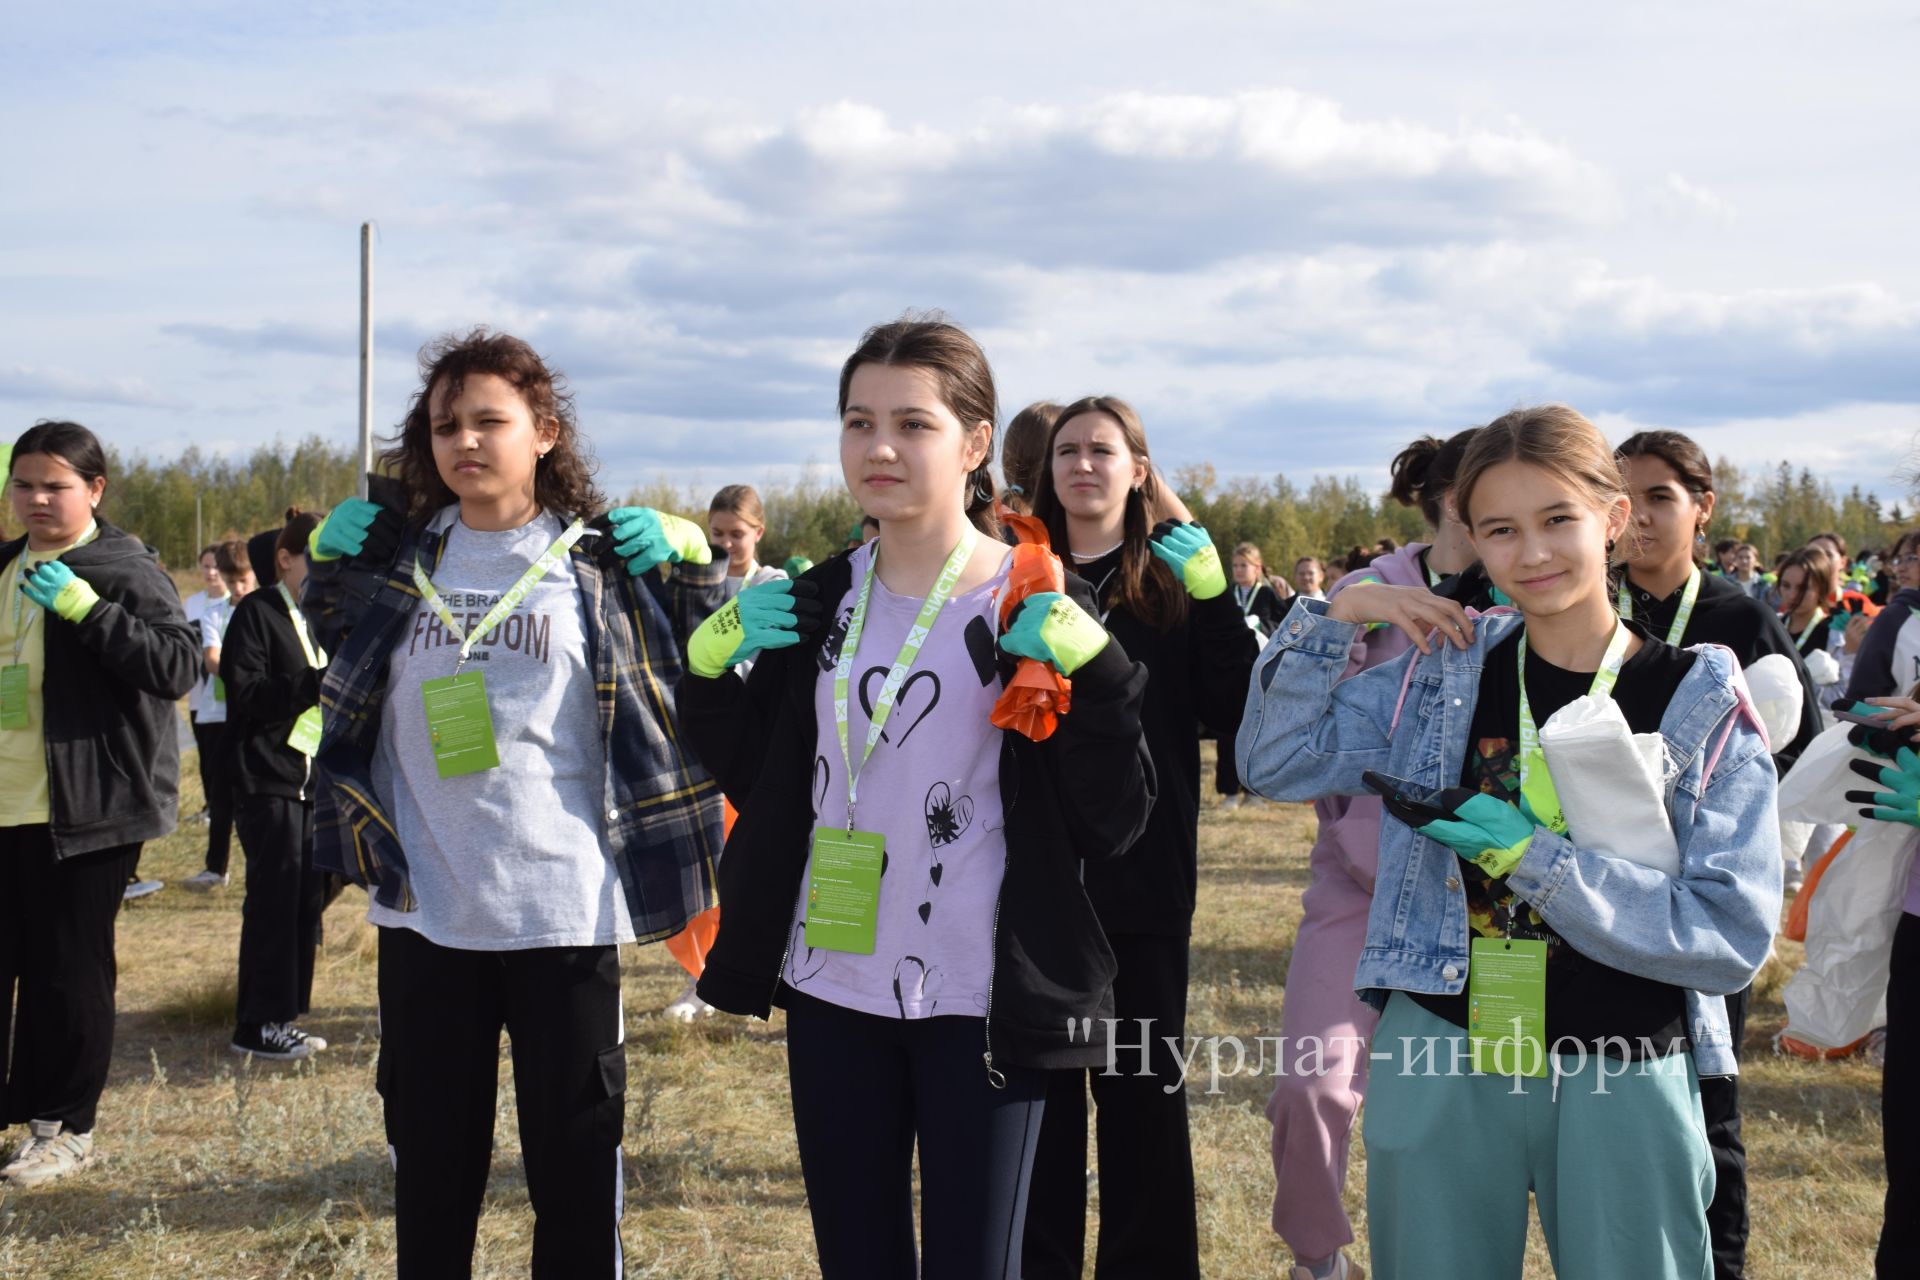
xmin=2 ymin=435 xmax=1907 ymax=575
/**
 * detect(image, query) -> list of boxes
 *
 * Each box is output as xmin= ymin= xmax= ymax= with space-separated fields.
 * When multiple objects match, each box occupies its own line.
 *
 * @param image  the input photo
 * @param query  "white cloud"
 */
xmin=0 ymin=364 xmax=180 ymax=409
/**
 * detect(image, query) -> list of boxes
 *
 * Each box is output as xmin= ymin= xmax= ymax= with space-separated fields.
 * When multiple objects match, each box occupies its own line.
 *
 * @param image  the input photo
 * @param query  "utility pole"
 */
xmin=358 ymin=222 xmax=374 ymax=500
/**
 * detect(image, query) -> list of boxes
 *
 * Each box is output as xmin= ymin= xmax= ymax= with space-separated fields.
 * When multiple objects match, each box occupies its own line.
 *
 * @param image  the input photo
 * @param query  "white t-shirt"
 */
xmin=723 ymin=562 xmax=788 ymax=600
xmin=369 ymin=506 xmax=633 ymax=950
xmin=186 ymin=592 xmax=233 ymax=723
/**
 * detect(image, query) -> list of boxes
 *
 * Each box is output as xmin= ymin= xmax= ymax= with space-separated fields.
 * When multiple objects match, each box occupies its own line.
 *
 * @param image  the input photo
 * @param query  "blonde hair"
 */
xmin=1232 ymin=542 xmax=1265 ymax=572
xmin=708 ymin=483 xmax=766 ymax=530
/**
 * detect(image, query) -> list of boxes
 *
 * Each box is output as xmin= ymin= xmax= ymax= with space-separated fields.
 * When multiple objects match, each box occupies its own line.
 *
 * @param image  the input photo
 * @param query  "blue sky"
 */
xmin=5 ymin=1 xmax=1918 ymax=505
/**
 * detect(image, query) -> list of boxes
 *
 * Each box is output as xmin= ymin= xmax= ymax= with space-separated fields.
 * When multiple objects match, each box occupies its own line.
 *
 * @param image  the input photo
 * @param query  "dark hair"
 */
xmin=1809 ymin=530 xmax=1848 ymax=559
xmin=275 ymin=506 xmax=322 ymax=560
xmin=1779 ymin=546 xmax=1838 ymax=608
xmin=1376 ymin=537 xmax=1398 ymax=553
xmin=1387 ymin=427 xmax=1479 ymax=528
xmin=1712 ymin=536 xmax=1740 ymax=559
xmin=861 ymin=514 xmax=881 ymax=532
xmin=383 ymin=329 xmax=605 ymax=523
xmin=837 ymin=314 xmax=999 ymax=537
xmin=199 ymin=543 xmax=223 ymax=562
xmin=1615 ymin=429 xmax=1715 ymax=570
xmin=1031 ymin=395 xmax=1187 ymax=630
xmin=11 ymin=420 xmax=108 ymax=488
xmin=1893 ymin=529 xmax=1920 ymax=560
xmin=213 ymin=539 xmax=251 ymax=579
xmin=1000 ymin=401 xmax=1062 ymax=514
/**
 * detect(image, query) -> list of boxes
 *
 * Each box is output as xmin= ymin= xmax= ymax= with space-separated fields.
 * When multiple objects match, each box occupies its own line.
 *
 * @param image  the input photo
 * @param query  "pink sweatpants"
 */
xmin=1267 ymin=801 xmax=1380 ymax=1263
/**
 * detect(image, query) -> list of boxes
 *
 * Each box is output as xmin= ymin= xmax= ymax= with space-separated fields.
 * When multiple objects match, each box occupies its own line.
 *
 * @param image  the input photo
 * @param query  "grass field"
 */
xmin=0 ymin=741 xmax=1882 ymax=1277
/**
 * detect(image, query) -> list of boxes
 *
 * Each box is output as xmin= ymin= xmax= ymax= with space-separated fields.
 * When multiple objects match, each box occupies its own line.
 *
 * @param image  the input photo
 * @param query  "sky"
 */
xmin=4 ymin=1 xmax=1918 ymax=506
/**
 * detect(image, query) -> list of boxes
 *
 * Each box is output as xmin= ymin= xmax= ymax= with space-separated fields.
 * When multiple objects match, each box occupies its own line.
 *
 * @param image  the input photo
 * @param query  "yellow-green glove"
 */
xmin=608 ymin=507 xmax=713 ymax=577
xmin=1148 ymin=520 xmax=1227 ymax=600
xmin=687 ymin=580 xmax=822 ymax=677
xmin=998 ymin=591 xmax=1111 ymax=676
xmin=20 ymin=560 xmax=100 ymax=624
xmin=1418 ymin=793 xmax=1538 ymax=879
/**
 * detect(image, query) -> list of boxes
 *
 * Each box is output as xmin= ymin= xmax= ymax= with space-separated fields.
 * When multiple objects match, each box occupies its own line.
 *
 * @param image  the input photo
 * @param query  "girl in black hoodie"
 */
xmin=1615 ymin=428 xmax=1817 ymax=1280
xmin=0 ymin=421 xmax=199 ymax=1190
xmin=678 ymin=318 xmax=1152 ymax=1280
xmin=1021 ymin=395 xmax=1260 ymax=1280
xmin=220 ymin=509 xmax=330 ymax=1061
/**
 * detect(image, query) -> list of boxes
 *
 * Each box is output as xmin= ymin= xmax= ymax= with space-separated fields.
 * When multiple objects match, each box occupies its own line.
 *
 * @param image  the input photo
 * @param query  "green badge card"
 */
xmin=212 ymin=675 xmax=226 ymax=703
xmin=803 ymin=827 xmax=886 ymax=954
xmin=0 ymin=664 xmax=29 ymax=730
xmin=1468 ymin=936 xmax=1548 ymax=1078
xmin=285 ymin=705 xmax=323 ymax=757
xmin=421 ymin=671 xmax=501 ymax=778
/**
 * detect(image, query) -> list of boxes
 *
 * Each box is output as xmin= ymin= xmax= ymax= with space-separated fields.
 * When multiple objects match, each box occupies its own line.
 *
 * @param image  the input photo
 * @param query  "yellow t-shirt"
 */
xmin=0 ymin=524 xmax=100 ymax=829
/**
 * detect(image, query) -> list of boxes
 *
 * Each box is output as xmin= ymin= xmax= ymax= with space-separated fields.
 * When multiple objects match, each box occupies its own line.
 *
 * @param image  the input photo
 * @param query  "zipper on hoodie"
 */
xmin=980 ymin=744 xmax=1019 ymax=1090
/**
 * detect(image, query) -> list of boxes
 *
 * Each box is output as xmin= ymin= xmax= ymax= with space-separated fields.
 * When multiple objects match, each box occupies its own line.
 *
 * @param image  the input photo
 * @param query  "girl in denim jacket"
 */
xmin=1239 ymin=405 xmax=1780 ymax=1280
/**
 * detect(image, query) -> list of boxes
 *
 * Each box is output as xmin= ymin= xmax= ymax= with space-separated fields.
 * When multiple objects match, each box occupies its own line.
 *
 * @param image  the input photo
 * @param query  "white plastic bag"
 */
xmin=1539 ymin=694 xmax=1681 ymax=876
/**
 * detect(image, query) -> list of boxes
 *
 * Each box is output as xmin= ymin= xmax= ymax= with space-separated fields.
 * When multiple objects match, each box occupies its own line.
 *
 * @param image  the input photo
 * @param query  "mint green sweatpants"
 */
xmin=1362 ymin=992 xmax=1714 ymax=1280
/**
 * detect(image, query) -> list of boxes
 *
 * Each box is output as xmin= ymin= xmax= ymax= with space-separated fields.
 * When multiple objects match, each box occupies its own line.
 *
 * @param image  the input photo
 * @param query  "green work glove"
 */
xmin=1148 ymin=520 xmax=1227 ymax=600
xmin=1418 ymin=793 xmax=1538 ymax=879
xmin=687 ymin=580 xmax=822 ymax=678
xmin=309 ymin=497 xmax=400 ymax=564
xmin=1846 ymin=747 xmax=1920 ymax=828
xmin=607 ymin=507 xmax=714 ymax=577
xmin=998 ymin=591 xmax=1111 ymax=676
xmin=20 ymin=560 xmax=100 ymax=624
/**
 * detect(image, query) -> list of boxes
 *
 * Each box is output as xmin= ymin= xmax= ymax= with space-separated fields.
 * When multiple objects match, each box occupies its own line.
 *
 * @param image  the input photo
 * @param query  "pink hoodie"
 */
xmin=1311 ymin=542 xmax=1432 ymax=894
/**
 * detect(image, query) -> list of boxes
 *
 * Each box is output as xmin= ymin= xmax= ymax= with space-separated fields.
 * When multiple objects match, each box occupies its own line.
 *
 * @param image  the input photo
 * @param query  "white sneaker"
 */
xmin=662 ymin=976 xmax=717 ymax=1022
xmin=1220 ymin=794 xmax=1243 ymax=811
xmin=123 ymin=879 xmax=164 ymax=902
xmin=1 ymin=1120 xmax=95 ymax=1188
xmin=181 ymin=869 xmax=229 ymax=892
xmin=286 ymin=1025 xmax=329 ymax=1053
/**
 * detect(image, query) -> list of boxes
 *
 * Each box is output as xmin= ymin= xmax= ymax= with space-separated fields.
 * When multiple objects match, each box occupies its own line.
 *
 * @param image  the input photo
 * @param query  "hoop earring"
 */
xmin=1606 ymin=538 xmax=1616 ymax=557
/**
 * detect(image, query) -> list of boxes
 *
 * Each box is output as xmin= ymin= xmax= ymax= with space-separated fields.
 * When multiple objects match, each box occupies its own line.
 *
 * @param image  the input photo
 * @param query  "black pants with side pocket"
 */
xmin=1702 ymin=983 xmax=1751 ymax=1280
xmin=375 ymin=927 xmax=627 ymax=1280
xmin=233 ymin=793 xmax=324 ymax=1028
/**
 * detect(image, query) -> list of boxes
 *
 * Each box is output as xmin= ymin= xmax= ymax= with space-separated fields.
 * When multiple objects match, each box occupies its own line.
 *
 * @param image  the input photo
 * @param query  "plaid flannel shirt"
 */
xmin=309 ymin=515 xmax=726 ymax=944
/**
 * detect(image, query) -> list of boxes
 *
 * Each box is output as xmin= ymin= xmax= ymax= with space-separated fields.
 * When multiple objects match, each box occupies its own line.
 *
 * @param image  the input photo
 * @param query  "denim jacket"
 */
xmin=1237 ymin=598 xmax=1783 ymax=1078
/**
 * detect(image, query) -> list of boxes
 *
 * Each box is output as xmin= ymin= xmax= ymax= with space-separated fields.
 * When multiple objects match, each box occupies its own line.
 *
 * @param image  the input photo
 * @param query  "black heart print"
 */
xmin=857 ymin=666 xmax=942 ymax=748
xmin=964 ymin=615 xmax=999 ymax=687
xmin=817 ymin=606 xmax=854 ymax=672
xmin=923 ymin=781 xmax=974 ymax=849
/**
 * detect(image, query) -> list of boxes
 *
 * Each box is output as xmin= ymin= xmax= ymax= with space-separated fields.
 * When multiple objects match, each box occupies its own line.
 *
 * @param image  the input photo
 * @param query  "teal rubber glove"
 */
xmin=687 ymin=580 xmax=822 ymax=678
xmin=309 ymin=497 xmax=387 ymax=562
xmin=1418 ymin=793 xmax=1538 ymax=879
xmin=607 ymin=507 xmax=714 ymax=577
xmin=20 ymin=560 xmax=100 ymax=624
xmin=1846 ymin=747 xmax=1920 ymax=828
xmin=1148 ymin=520 xmax=1227 ymax=600
xmin=998 ymin=591 xmax=1111 ymax=676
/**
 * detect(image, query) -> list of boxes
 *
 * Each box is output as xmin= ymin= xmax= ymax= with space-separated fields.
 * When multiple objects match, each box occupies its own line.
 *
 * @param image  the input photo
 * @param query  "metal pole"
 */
xmin=194 ymin=494 xmax=202 ymax=557
xmin=358 ymin=222 xmax=374 ymax=500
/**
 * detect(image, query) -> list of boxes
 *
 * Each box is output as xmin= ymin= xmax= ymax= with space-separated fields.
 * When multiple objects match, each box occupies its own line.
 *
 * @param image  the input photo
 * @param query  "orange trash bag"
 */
xmin=666 ymin=797 xmax=734 ymax=978
xmin=1784 ymin=826 xmax=1853 ymax=944
xmin=991 ymin=508 xmax=1074 ymax=742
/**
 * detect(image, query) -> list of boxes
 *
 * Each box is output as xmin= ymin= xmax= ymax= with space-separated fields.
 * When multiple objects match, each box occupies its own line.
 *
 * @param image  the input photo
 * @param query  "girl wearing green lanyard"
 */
xmin=1614 ymin=428 xmax=1817 ymax=1280
xmin=1 ymin=421 xmax=200 ymax=1190
xmin=219 ymin=509 xmax=331 ymax=1061
xmin=1239 ymin=405 xmax=1780 ymax=1279
xmin=306 ymin=330 xmax=729 ymax=1278
xmin=678 ymin=317 xmax=1151 ymax=1279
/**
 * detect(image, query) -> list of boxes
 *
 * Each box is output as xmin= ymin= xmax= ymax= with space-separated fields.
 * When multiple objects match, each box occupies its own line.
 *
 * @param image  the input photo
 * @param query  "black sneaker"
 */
xmin=231 ymin=1022 xmax=315 ymax=1061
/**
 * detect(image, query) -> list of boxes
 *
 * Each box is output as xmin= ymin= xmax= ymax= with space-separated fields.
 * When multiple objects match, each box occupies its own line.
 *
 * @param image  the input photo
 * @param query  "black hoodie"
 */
xmin=0 ymin=522 xmax=200 ymax=857
xmin=1847 ymin=587 xmax=1920 ymax=701
xmin=220 ymin=584 xmax=321 ymax=800
xmin=678 ymin=550 xmax=1155 ymax=1073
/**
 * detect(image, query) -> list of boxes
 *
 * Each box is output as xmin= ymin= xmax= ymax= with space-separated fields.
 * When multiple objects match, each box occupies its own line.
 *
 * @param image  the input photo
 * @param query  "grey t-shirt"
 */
xmin=369 ymin=506 xmax=634 ymax=950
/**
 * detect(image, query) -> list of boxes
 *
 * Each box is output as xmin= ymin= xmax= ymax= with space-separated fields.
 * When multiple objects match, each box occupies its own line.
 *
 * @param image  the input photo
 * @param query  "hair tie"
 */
xmin=1004 ymin=484 xmax=1025 ymax=496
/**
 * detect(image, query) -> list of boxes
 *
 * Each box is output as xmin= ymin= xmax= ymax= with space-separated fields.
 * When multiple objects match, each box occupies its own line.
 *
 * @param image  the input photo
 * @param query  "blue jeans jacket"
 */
xmin=1237 ymin=599 xmax=1782 ymax=1078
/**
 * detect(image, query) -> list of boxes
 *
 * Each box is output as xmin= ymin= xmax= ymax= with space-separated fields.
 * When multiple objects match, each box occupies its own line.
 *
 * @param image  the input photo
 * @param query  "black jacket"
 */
xmin=1234 ymin=580 xmax=1290 ymax=639
xmin=1621 ymin=567 xmax=1820 ymax=773
xmin=221 ymin=586 xmax=322 ymax=801
xmin=1076 ymin=550 xmax=1261 ymax=936
xmin=0 ymin=522 xmax=199 ymax=857
xmin=1847 ymin=587 xmax=1920 ymax=701
xmin=679 ymin=550 xmax=1155 ymax=1074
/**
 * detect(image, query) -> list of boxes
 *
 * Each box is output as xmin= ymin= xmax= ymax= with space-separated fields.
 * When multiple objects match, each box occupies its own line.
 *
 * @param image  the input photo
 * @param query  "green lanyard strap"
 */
xmin=8 ymin=521 xmax=101 ymax=665
xmin=275 ymin=583 xmax=326 ymax=669
xmin=411 ymin=517 xmax=586 ymax=672
xmin=1617 ymin=564 xmax=1700 ymax=647
xmin=1790 ymin=609 xmax=1827 ymax=650
xmin=833 ymin=538 xmax=972 ymax=831
xmin=1516 ymin=622 xmax=1632 ymax=836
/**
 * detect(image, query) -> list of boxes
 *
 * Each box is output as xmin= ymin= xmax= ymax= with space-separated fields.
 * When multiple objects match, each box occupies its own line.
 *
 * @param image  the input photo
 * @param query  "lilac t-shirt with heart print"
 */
xmin=785 ymin=541 xmax=1011 ymax=1020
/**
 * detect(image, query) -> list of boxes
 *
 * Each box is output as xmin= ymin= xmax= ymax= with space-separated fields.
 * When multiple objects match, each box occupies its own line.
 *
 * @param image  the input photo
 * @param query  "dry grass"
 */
xmin=0 ymin=744 xmax=1874 ymax=1276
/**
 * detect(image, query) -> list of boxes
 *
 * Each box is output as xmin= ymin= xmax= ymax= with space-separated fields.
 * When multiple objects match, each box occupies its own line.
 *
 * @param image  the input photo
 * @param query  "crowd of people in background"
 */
xmin=1 ymin=315 xmax=1915 ymax=1280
